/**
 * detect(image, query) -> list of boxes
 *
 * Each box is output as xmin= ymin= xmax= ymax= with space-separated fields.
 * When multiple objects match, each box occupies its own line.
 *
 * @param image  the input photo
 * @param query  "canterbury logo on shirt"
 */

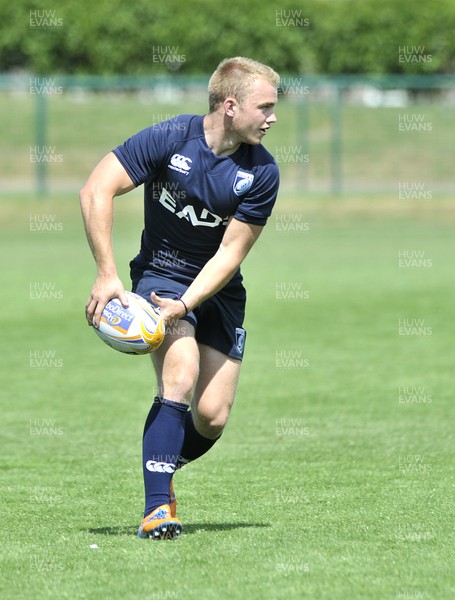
xmin=159 ymin=187 xmax=229 ymax=228
xmin=168 ymin=153 xmax=192 ymax=175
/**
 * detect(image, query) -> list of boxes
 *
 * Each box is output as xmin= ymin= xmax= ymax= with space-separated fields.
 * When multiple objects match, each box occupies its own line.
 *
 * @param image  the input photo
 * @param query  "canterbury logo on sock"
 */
xmin=145 ymin=460 xmax=176 ymax=473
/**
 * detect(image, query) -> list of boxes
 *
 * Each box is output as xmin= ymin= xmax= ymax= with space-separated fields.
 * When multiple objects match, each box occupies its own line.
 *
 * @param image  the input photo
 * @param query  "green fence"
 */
xmin=1 ymin=73 xmax=454 ymax=197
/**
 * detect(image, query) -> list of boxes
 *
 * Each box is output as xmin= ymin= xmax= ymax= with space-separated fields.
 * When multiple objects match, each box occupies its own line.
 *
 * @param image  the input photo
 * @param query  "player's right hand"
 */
xmin=85 ymin=274 xmax=129 ymax=329
xmin=150 ymin=291 xmax=188 ymax=326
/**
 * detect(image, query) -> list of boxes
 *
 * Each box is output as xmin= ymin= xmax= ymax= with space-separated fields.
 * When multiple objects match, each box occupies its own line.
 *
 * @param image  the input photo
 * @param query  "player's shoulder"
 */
xmin=254 ymin=143 xmax=277 ymax=164
xmin=242 ymin=143 xmax=278 ymax=171
xmin=150 ymin=114 xmax=203 ymax=142
xmin=241 ymin=143 xmax=280 ymax=185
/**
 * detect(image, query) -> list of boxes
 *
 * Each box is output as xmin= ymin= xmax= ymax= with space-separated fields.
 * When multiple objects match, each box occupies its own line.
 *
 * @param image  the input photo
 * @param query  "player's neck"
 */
xmin=203 ymin=113 xmax=241 ymax=157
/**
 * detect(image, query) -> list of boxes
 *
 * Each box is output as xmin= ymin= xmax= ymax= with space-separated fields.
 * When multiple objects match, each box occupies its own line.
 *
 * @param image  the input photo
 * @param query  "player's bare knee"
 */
xmin=196 ymin=420 xmax=224 ymax=440
xmin=164 ymin=361 xmax=199 ymax=402
xmin=194 ymin=407 xmax=230 ymax=438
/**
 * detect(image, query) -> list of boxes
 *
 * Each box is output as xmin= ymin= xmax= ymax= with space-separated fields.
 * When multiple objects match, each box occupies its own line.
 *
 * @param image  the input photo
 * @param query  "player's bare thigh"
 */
xmin=151 ymin=319 xmax=200 ymax=405
xmin=192 ymin=343 xmax=242 ymax=439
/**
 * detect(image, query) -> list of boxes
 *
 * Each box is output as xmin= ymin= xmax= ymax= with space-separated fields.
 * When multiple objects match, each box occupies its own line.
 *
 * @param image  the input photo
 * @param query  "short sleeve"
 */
xmin=233 ymin=162 xmax=280 ymax=226
xmin=112 ymin=121 xmax=175 ymax=187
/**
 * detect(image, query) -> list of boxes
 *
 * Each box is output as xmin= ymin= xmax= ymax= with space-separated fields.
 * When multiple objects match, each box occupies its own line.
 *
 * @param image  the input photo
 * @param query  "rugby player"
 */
xmin=80 ymin=57 xmax=280 ymax=539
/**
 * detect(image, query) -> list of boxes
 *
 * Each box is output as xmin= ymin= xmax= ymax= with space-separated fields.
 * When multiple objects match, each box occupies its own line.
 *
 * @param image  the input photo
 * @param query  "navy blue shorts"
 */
xmin=130 ymin=259 xmax=247 ymax=361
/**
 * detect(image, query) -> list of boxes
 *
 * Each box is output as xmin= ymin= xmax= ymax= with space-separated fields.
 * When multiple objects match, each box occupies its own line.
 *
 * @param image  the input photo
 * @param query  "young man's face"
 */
xmin=231 ymin=78 xmax=278 ymax=145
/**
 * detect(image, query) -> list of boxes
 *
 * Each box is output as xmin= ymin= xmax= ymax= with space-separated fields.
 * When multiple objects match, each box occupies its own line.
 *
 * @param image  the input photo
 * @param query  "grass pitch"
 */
xmin=2 ymin=89 xmax=454 ymax=195
xmin=0 ymin=193 xmax=454 ymax=599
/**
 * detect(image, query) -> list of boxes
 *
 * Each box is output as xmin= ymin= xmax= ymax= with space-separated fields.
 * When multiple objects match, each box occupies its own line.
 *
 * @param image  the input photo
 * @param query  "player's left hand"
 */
xmin=150 ymin=292 xmax=187 ymax=325
xmin=86 ymin=274 xmax=129 ymax=329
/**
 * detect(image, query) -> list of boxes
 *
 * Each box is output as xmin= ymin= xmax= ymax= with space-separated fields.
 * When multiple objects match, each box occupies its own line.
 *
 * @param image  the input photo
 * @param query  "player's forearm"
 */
xmin=80 ymin=188 xmax=118 ymax=277
xmin=181 ymin=245 xmax=243 ymax=311
xmin=181 ymin=220 xmax=262 ymax=313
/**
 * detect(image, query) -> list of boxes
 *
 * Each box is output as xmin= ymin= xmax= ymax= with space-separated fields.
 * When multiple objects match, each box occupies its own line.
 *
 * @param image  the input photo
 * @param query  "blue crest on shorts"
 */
xmin=235 ymin=327 xmax=246 ymax=356
xmin=233 ymin=170 xmax=254 ymax=196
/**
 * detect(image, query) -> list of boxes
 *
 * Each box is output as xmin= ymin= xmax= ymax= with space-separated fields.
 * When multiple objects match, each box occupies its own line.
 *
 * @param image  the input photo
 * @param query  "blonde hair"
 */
xmin=208 ymin=57 xmax=280 ymax=112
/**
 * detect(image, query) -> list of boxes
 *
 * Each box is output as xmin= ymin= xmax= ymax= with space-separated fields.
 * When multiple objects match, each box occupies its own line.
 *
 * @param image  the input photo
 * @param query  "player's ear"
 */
xmin=223 ymin=97 xmax=237 ymax=117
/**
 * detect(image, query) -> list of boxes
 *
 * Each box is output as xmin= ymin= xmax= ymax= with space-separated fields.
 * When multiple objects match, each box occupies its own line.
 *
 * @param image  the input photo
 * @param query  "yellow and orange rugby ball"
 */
xmin=93 ymin=291 xmax=165 ymax=355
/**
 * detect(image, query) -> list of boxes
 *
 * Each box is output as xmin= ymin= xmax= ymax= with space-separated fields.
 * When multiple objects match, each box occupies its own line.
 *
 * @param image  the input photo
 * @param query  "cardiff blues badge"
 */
xmin=235 ymin=327 xmax=246 ymax=357
xmin=233 ymin=170 xmax=254 ymax=196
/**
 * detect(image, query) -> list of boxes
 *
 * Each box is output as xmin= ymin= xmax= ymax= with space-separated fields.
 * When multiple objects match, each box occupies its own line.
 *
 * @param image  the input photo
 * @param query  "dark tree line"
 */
xmin=1 ymin=0 xmax=454 ymax=75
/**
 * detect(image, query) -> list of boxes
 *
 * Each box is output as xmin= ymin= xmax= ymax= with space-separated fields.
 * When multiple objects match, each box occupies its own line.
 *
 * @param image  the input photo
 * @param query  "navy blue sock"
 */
xmin=142 ymin=396 xmax=187 ymax=516
xmin=177 ymin=410 xmax=221 ymax=468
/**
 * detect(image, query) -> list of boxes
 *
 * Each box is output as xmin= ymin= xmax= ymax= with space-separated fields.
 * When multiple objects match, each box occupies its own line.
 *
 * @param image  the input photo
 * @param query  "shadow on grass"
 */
xmin=88 ymin=522 xmax=270 ymax=536
xmin=183 ymin=522 xmax=270 ymax=535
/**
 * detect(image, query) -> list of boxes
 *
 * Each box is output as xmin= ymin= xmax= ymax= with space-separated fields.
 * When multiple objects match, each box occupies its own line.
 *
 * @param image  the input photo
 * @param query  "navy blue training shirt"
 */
xmin=113 ymin=114 xmax=279 ymax=278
